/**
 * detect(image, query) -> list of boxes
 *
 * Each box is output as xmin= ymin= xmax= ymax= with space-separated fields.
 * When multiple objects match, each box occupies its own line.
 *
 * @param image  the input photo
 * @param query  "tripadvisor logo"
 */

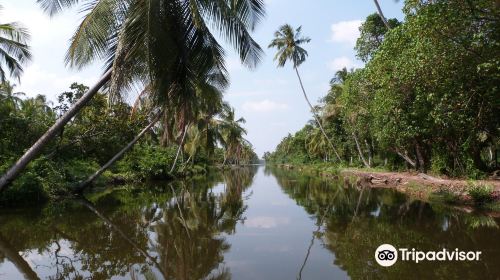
xmin=374 ymin=244 xmax=482 ymax=267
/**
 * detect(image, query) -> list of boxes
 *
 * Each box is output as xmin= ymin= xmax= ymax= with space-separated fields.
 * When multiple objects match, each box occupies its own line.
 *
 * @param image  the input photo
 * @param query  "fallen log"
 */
xmin=418 ymin=173 xmax=446 ymax=183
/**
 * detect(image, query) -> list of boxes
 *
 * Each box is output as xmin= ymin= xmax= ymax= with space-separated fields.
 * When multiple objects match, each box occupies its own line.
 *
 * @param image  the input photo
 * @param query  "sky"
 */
xmin=3 ymin=0 xmax=405 ymax=157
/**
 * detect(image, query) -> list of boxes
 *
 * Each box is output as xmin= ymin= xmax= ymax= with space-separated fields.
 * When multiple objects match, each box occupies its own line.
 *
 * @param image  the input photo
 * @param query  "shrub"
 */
xmin=429 ymin=189 xmax=460 ymax=204
xmin=116 ymin=144 xmax=177 ymax=179
xmin=467 ymin=183 xmax=494 ymax=206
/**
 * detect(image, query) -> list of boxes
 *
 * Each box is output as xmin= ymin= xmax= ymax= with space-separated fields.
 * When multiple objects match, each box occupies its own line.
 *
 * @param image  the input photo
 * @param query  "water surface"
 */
xmin=0 ymin=166 xmax=499 ymax=279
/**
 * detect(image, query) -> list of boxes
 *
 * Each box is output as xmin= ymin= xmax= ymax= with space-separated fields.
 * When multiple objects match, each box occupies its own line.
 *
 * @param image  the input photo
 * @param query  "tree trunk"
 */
xmin=0 ymin=70 xmax=112 ymax=192
xmin=294 ymin=67 xmax=342 ymax=162
xmin=415 ymin=141 xmax=427 ymax=173
xmin=364 ymin=139 xmax=372 ymax=166
xmin=352 ymin=132 xmax=371 ymax=168
xmin=185 ymin=154 xmax=192 ymax=165
xmin=395 ymin=148 xmax=416 ymax=168
xmin=170 ymin=124 xmax=189 ymax=173
xmin=471 ymin=145 xmax=491 ymax=172
xmin=75 ymin=113 xmax=161 ymax=193
xmin=373 ymin=0 xmax=391 ymax=30
xmin=78 ymin=198 xmax=166 ymax=277
xmin=0 ymin=233 xmax=40 ymax=280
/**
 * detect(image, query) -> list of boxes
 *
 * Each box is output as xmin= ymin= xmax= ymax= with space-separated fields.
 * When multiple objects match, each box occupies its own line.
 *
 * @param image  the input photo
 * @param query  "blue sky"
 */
xmin=3 ymin=0 xmax=405 ymax=157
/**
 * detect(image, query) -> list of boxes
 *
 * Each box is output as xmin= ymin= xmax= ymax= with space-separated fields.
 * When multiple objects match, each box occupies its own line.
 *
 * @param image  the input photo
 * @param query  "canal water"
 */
xmin=0 ymin=166 xmax=499 ymax=279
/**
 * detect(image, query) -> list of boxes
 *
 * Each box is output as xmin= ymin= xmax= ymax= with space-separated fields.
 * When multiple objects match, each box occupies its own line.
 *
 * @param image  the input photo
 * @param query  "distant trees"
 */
xmin=266 ymin=0 xmax=499 ymax=177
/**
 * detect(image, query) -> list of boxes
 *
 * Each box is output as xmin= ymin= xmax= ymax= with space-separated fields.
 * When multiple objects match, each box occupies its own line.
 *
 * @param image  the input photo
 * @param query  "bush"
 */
xmin=429 ymin=189 xmax=460 ymax=204
xmin=116 ymin=144 xmax=177 ymax=179
xmin=467 ymin=183 xmax=494 ymax=206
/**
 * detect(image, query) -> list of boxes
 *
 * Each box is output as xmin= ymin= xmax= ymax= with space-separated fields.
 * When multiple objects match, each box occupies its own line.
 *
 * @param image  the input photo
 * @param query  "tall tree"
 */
xmin=219 ymin=106 xmax=248 ymax=165
xmin=0 ymin=0 xmax=265 ymax=191
xmin=355 ymin=13 xmax=400 ymax=62
xmin=268 ymin=24 xmax=341 ymax=162
xmin=0 ymin=81 xmax=25 ymax=110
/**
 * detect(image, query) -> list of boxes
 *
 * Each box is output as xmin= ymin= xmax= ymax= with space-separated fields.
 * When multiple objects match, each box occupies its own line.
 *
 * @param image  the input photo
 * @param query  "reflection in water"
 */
xmin=269 ymin=166 xmax=500 ymax=279
xmin=0 ymin=167 xmax=257 ymax=280
xmin=0 ymin=165 xmax=499 ymax=279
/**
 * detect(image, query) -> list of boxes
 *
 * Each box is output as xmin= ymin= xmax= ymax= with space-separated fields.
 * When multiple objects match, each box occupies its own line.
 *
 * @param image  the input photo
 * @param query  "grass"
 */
xmin=467 ymin=183 xmax=494 ymax=206
xmin=429 ymin=189 xmax=461 ymax=204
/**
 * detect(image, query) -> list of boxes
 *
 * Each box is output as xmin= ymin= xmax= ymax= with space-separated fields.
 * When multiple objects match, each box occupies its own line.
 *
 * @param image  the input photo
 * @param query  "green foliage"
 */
xmin=355 ymin=13 xmax=400 ymax=62
xmin=0 ymin=6 xmax=32 ymax=82
xmin=0 ymin=81 xmax=256 ymax=205
xmin=116 ymin=144 xmax=177 ymax=179
xmin=267 ymin=0 xmax=499 ymax=178
xmin=467 ymin=183 xmax=494 ymax=206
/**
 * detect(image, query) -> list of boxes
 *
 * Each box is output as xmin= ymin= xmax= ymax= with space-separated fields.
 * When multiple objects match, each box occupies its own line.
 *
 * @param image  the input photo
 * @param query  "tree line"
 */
xmin=265 ymin=0 xmax=499 ymax=178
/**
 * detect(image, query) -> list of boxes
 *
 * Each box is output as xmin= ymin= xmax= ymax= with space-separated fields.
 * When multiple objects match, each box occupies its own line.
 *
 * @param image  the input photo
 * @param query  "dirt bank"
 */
xmin=340 ymin=169 xmax=500 ymax=202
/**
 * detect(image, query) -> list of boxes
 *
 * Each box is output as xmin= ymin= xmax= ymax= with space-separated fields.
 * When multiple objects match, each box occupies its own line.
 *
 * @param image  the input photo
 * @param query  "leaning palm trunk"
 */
xmin=222 ymin=154 xmax=228 ymax=166
xmin=170 ymin=125 xmax=189 ymax=173
xmin=373 ymin=0 xmax=391 ymax=30
xmin=0 ymin=233 xmax=40 ymax=280
xmin=0 ymin=70 xmax=112 ymax=192
xmin=75 ymin=112 xmax=161 ymax=193
xmin=352 ymin=131 xmax=371 ymax=168
xmin=78 ymin=198 xmax=166 ymax=277
xmin=294 ymin=67 xmax=342 ymax=162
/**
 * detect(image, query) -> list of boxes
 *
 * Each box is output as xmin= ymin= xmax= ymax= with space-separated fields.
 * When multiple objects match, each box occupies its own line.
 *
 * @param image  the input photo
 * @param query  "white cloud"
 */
xmin=242 ymin=99 xmax=289 ymax=112
xmin=328 ymin=56 xmax=358 ymax=72
xmin=329 ymin=20 xmax=363 ymax=46
xmin=16 ymin=64 xmax=96 ymax=101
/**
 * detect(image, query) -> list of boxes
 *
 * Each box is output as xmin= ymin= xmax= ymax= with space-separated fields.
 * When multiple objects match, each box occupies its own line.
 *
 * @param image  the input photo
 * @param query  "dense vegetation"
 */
xmin=0 ymin=0 xmax=263 ymax=204
xmin=0 ymin=82 xmax=258 ymax=205
xmin=265 ymin=0 xmax=499 ymax=178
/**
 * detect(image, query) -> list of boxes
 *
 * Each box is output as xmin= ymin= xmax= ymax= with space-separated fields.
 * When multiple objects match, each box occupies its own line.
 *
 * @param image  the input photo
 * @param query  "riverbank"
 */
xmin=274 ymin=163 xmax=500 ymax=211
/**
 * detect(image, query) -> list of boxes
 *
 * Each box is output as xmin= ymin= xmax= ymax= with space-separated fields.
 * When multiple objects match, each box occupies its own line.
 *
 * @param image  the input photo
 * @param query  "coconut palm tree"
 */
xmin=324 ymin=68 xmax=371 ymax=168
xmin=182 ymin=90 xmax=226 ymax=165
xmin=306 ymin=128 xmax=331 ymax=162
xmin=219 ymin=105 xmax=247 ymax=165
xmin=0 ymin=0 xmax=265 ymax=191
xmin=78 ymin=42 xmax=232 ymax=190
xmin=0 ymin=5 xmax=31 ymax=83
xmin=268 ymin=24 xmax=341 ymax=162
xmin=0 ymin=81 xmax=25 ymax=110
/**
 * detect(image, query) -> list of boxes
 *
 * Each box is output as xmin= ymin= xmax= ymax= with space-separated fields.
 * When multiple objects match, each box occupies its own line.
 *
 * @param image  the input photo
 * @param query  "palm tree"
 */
xmin=219 ymin=106 xmax=247 ymax=165
xmin=0 ymin=0 xmax=265 ymax=191
xmin=78 ymin=40 xmax=231 ymax=189
xmin=0 ymin=81 xmax=25 ymax=110
xmin=326 ymin=68 xmax=371 ymax=168
xmin=268 ymin=24 xmax=341 ymax=162
xmin=0 ymin=5 xmax=31 ymax=83
xmin=306 ymin=128 xmax=330 ymax=162
xmin=76 ymin=114 xmax=161 ymax=192
xmin=182 ymin=89 xmax=226 ymax=165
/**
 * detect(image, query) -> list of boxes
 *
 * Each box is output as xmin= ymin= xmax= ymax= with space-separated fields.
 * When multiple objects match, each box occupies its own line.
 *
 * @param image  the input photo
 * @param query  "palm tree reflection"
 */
xmin=268 ymin=166 xmax=500 ymax=279
xmin=0 ymin=167 xmax=257 ymax=280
